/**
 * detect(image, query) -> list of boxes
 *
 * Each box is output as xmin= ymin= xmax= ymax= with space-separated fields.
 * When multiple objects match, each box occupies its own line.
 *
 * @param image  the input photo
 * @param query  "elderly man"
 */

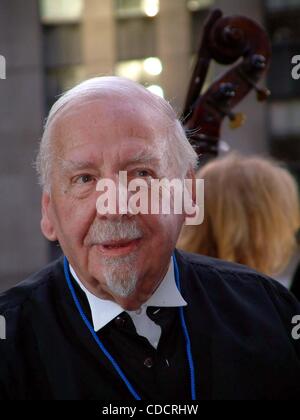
xmin=0 ymin=77 xmax=300 ymax=400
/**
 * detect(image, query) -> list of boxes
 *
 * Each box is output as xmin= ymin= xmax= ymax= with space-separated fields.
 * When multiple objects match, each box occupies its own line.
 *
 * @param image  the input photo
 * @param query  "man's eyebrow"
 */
xmin=58 ymin=151 xmax=163 ymax=172
xmin=59 ymin=159 xmax=99 ymax=171
xmin=123 ymin=151 xmax=161 ymax=166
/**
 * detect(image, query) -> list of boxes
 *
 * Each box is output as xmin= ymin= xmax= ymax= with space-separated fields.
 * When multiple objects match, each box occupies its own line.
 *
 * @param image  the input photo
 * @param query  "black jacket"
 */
xmin=0 ymin=249 xmax=299 ymax=400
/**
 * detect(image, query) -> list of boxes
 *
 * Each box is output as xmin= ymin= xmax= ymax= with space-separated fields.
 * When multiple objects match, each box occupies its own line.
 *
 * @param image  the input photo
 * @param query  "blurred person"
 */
xmin=178 ymin=153 xmax=300 ymax=300
xmin=0 ymin=78 xmax=299 ymax=400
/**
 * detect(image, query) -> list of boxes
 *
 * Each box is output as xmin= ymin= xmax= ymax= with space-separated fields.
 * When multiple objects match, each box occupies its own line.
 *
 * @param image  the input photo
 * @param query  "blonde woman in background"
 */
xmin=177 ymin=153 xmax=300 ymax=298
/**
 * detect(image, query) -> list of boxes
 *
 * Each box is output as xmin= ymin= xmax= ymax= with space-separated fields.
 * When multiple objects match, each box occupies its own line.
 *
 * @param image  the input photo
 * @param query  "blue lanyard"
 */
xmin=63 ymin=253 xmax=197 ymax=400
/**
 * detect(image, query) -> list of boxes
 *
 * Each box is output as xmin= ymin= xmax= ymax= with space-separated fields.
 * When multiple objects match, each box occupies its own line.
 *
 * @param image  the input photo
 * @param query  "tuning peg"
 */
xmin=237 ymin=62 xmax=271 ymax=102
xmin=256 ymin=87 xmax=271 ymax=102
xmin=216 ymin=83 xmax=236 ymax=101
xmin=251 ymin=55 xmax=267 ymax=70
xmin=228 ymin=112 xmax=246 ymax=129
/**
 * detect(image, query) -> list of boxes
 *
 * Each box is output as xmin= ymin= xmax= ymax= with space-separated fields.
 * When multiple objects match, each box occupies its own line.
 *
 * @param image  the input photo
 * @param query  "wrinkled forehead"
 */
xmin=47 ymin=96 xmax=174 ymax=177
xmin=50 ymin=96 xmax=169 ymax=151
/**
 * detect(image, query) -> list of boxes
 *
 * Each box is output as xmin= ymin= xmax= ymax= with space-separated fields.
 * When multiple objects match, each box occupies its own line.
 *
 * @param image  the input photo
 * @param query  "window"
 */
xmin=266 ymin=6 xmax=300 ymax=99
xmin=268 ymin=101 xmax=300 ymax=163
xmin=116 ymin=17 xmax=156 ymax=60
xmin=187 ymin=0 xmax=213 ymax=12
xmin=266 ymin=0 xmax=300 ymax=11
xmin=41 ymin=22 xmax=84 ymax=109
xmin=267 ymin=6 xmax=300 ymax=43
xmin=45 ymin=65 xmax=86 ymax=109
xmin=187 ymin=1 xmax=212 ymax=54
xmin=40 ymin=0 xmax=83 ymax=24
xmin=43 ymin=24 xmax=82 ymax=69
xmin=268 ymin=44 xmax=300 ymax=99
xmin=115 ymin=57 xmax=162 ymax=80
xmin=270 ymin=101 xmax=300 ymax=137
xmin=115 ymin=57 xmax=164 ymax=97
xmin=115 ymin=0 xmax=159 ymax=18
xmin=265 ymin=5 xmax=300 ymax=168
xmin=189 ymin=9 xmax=211 ymax=54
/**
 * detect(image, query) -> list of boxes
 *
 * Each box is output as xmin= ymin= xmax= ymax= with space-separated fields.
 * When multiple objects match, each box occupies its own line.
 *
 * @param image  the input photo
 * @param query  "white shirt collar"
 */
xmin=69 ymin=258 xmax=187 ymax=332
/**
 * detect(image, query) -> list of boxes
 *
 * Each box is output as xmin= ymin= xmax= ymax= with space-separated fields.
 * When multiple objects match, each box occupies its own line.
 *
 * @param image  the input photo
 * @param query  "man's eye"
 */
xmin=136 ymin=170 xmax=152 ymax=178
xmin=74 ymin=174 xmax=95 ymax=184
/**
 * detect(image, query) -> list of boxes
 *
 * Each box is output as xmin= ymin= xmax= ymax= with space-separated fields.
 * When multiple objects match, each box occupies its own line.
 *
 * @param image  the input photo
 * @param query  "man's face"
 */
xmin=41 ymin=97 xmax=186 ymax=310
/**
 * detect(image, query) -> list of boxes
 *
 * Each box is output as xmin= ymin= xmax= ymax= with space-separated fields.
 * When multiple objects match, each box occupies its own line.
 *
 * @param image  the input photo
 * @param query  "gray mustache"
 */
xmin=85 ymin=219 xmax=143 ymax=245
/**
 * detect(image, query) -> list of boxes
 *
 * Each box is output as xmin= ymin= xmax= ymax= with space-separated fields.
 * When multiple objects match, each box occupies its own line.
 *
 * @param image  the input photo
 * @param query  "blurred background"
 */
xmin=0 ymin=0 xmax=300 ymax=292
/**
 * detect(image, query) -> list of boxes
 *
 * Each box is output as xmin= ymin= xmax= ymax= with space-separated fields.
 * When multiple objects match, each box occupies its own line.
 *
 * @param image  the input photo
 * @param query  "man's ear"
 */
xmin=41 ymin=192 xmax=57 ymax=241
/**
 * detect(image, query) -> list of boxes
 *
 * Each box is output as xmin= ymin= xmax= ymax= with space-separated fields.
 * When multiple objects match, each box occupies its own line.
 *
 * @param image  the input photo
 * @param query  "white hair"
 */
xmin=36 ymin=76 xmax=198 ymax=192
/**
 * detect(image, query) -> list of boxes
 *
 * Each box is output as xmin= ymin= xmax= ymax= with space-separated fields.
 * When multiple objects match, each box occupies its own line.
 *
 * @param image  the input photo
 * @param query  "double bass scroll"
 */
xmin=182 ymin=9 xmax=272 ymax=161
